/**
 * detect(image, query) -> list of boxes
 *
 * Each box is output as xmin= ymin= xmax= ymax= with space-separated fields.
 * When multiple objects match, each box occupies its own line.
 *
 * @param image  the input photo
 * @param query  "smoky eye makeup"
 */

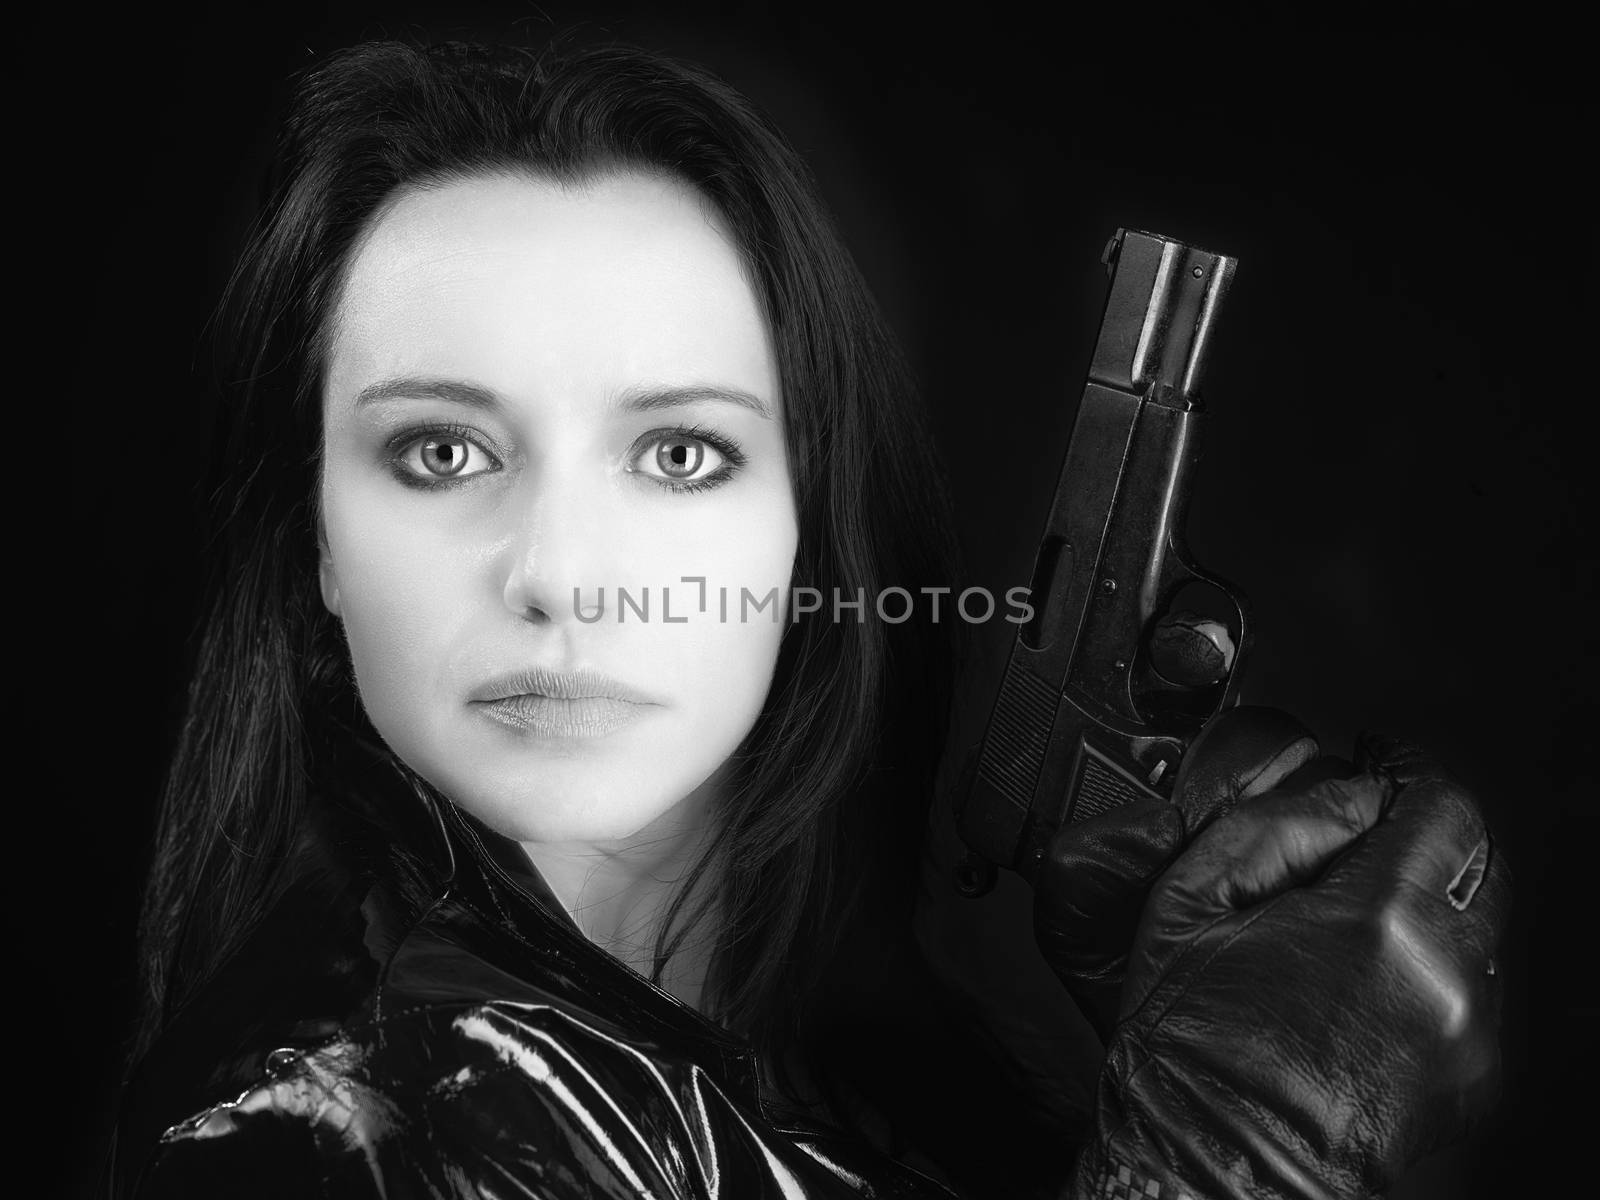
xmin=365 ymin=411 xmax=751 ymax=495
xmin=625 ymin=423 xmax=748 ymax=494
xmin=382 ymin=421 xmax=507 ymax=489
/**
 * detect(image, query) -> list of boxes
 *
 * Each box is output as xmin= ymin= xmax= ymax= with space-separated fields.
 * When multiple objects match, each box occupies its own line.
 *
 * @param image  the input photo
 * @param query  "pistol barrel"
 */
xmin=1092 ymin=230 xmax=1237 ymax=406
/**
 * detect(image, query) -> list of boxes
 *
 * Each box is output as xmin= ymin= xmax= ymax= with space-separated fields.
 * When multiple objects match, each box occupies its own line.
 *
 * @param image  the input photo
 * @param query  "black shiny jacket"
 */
xmin=107 ymin=734 xmax=1078 ymax=1198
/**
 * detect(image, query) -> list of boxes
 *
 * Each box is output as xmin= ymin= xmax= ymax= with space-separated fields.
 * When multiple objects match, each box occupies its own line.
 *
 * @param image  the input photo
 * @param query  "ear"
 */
xmin=317 ymin=523 xmax=342 ymax=618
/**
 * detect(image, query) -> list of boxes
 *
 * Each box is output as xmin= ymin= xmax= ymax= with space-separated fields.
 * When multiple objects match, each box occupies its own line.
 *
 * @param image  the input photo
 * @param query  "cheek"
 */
xmin=323 ymin=484 xmax=481 ymax=735
xmin=641 ymin=498 xmax=799 ymax=732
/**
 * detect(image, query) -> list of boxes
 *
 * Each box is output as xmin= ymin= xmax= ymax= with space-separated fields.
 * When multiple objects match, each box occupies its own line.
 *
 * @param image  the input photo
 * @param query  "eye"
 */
xmin=393 ymin=432 xmax=500 ymax=482
xmin=646 ymin=435 xmax=721 ymax=480
xmin=628 ymin=427 xmax=743 ymax=491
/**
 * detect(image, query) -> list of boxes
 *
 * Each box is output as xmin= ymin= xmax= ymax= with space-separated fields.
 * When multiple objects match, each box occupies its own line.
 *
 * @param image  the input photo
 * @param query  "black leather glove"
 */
xmin=1063 ymin=728 xmax=1510 ymax=1199
xmin=1034 ymin=707 xmax=1323 ymax=1042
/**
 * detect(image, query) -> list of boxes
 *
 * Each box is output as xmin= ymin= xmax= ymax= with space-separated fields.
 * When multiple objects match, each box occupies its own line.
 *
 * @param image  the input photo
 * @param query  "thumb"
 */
xmin=1035 ymin=799 xmax=1188 ymax=962
xmin=1034 ymin=799 xmax=1185 ymax=1039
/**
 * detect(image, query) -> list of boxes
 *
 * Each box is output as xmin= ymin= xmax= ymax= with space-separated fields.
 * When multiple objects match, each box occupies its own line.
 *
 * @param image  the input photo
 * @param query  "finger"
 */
xmin=1187 ymin=770 xmax=1391 ymax=910
xmin=1035 ymin=798 xmax=1186 ymax=963
xmin=1324 ymin=747 xmax=1498 ymax=908
xmin=1350 ymin=730 xmax=1511 ymax=941
xmin=1322 ymin=773 xmax=1512 ymax=964
xmin=1279 ymin=754 xmax=1357 ymax=791
xmin=1170 ymin=705 xmax=1321 ymax=832
xmin=1355 ymin=729 xmax=1459 ymax=790
xmin=1135 ymin=768 xmax=1393 ymax=957
xmin=1148 ymin=611 xmax=1236 ymax=687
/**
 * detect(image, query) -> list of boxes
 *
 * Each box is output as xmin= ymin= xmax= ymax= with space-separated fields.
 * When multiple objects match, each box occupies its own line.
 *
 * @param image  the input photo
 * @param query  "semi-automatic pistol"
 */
xmin=955 ymin=228 xmax=1249 ymax=891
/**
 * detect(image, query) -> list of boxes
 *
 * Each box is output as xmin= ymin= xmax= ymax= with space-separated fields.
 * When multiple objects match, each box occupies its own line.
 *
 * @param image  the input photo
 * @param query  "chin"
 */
xmin=433 ymin=757 xmax=703 ymax=848
xmin=378 ymin=704 xmax=738 ymax=847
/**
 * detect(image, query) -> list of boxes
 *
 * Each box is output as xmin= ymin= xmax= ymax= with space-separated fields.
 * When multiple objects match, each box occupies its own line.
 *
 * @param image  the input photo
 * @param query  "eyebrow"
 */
xmin=352 ymin=376 xmax=773 ymax=419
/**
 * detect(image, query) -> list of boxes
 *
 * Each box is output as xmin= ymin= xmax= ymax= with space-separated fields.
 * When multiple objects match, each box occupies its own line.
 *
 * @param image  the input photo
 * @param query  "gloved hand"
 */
xmin=1033 ymin=706 xmax=1325 ymax=1042
xmin=1063 ymin=727 xmax=1510 ymax=1199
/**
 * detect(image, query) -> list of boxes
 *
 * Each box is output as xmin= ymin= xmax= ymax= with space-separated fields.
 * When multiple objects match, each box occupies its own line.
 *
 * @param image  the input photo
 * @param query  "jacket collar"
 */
xmin=119 ymin=727 xmax=763 ymax=1165
xmin=362 ymin=739 xmax=764 ymax=1098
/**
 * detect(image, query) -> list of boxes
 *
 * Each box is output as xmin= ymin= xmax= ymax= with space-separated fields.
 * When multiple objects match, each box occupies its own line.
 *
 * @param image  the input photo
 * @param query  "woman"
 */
xmin=109 ymin=38 xmax=1509 ymax=1199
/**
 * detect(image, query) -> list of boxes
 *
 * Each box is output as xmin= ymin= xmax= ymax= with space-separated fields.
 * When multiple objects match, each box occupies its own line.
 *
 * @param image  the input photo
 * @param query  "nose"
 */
xmin=500 ymin=465 xmax=608 ymax=626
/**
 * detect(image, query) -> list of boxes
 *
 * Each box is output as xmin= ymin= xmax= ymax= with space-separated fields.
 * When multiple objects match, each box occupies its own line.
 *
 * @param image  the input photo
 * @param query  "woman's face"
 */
xmin=318 ymin=171 xmax=798 ymax=846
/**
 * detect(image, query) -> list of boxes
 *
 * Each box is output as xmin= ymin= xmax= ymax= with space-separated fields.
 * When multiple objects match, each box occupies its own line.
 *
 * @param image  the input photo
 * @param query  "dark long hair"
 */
xmin=136 ymin=39 xmax=961 ymax=1113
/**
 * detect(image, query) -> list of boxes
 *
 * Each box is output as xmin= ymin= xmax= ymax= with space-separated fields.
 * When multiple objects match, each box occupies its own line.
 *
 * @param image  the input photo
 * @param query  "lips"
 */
xmin=476 ymin=694 xmax=648 ymax=738
xmin=469 ymin=665 xmax=659 ymax=738
xmin=468 ymin=665 xmax=657 ymax=705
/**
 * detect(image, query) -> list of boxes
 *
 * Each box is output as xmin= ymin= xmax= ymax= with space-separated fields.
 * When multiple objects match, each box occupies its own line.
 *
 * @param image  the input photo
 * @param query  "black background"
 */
xmin=23 ymin=4 xmax=1592 ymax=1196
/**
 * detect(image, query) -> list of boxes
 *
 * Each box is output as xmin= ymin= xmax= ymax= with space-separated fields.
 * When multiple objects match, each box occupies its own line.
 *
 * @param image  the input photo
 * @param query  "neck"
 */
xmin=520 ymin=789 xmax=721 ymax=1012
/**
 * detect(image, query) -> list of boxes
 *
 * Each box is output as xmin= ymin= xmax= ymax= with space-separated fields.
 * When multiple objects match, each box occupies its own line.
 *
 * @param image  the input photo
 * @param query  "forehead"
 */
xmin=325 ymin=171 xmax=777 ymax=406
